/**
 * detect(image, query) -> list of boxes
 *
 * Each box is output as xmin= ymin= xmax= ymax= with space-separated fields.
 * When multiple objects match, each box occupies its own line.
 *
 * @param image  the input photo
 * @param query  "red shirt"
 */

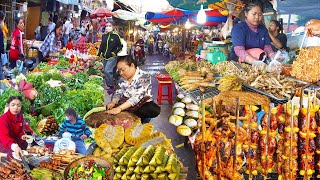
xmin=0 ymin=110 xmax=33 ymax=149
xmin=9 ymin=28 xmax=24 ymax=61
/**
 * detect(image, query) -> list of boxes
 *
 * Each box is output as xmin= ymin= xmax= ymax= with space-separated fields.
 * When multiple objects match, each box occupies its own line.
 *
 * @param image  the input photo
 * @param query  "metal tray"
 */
xmin=242 ymin=85 xmax=289 ymax=105
xmin=174 ymin=82 xmax=220 ymax=103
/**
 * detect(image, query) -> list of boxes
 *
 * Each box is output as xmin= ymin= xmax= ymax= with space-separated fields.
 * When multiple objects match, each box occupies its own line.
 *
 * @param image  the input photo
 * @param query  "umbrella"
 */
xmin=146 ymin=9 xmax=227 ymax=26
xmin=169 ymin=0 xmax=220 ymax=10
xmin=91 ymin=7 xmax=113 ymax=18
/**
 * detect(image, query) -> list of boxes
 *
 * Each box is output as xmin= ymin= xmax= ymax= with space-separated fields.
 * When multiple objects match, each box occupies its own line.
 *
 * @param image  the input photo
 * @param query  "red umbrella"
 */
xmin=91 ymin=7 xmax=113 ymax=18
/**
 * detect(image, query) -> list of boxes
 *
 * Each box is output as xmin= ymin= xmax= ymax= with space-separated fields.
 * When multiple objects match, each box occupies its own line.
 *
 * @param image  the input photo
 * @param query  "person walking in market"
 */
xmin=0 ymin=96 xmax=35 ymax=159
xmin=48 ymin=17 xmax=56 ymax=34
xmin=9 ymin=17 xmax=25 ymax=69
xmin=92 ymin=17 xmax=99 ymax=43
xmin=62 ymin=17 xmax=73 ymax=47
xmin=59 ymin=108 xmax=92 ymax=155
xmin=106 ymin=55 xmax=160 ymax=123
xmin=0 ymin=11 xmax=5 ymax=80
xmin=97 ymin=20 xmax=123 ymax=94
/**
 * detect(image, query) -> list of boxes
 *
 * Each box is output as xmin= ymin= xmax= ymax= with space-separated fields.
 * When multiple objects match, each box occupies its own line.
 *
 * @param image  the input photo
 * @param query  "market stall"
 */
xmin=163 ymin=43 xmax=320 ymax=179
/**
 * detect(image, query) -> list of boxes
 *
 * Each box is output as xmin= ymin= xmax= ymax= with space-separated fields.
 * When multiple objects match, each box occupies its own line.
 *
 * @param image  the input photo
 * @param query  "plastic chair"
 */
xmin=156 ymin=74 xmax=173 ymax=105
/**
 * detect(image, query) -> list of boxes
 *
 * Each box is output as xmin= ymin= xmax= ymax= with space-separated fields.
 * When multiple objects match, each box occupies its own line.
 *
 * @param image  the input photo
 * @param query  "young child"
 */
xmin=66 ymin=36 xmax=74 ymax=50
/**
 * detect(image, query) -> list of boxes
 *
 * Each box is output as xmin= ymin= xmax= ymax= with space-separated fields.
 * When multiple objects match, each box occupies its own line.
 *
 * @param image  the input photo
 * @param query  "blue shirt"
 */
xmin=59 ymin=118 xmax=92 ymax=139
xmin=230 ymin=21 xmax=271 ymax=60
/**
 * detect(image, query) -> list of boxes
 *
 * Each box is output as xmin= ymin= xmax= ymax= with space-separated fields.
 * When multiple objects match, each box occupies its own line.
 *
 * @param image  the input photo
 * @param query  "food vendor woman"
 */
xmin=0 ymin=96 xmax=34 ymax=159
xmin=59 ymin=108 xmax=91 ymax=154
xmin=106 ymin=55 xmax=161 ymax=123
xmin=230 ymin=1 xmax=275 ymax=68
xmin=9 ymin=17 xmax=25 ymax=69
xmin=39 ymin=21 xmax=63 ymax=62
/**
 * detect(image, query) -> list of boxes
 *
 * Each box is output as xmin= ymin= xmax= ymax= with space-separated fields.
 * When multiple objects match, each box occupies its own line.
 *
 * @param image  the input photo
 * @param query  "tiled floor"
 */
xmin=105 ymin=54 xmax=197 ymax=180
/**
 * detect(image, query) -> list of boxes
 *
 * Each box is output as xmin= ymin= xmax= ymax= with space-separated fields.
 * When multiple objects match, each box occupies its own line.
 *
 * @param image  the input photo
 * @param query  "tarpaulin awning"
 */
xmin=145 ymin=9 xmax=227 ymax=25
xmin=145 ymin=9 xmax=188 ymax=23
xmin=117 ymin=0 xmax=173 ymax=13
xmin=277 ymin=0 xmax=320 ymax=18
xmin=57 ymin=0 xmax=79 ymax=5
xmin=91 ymin=7 xmax=113 ymax=18
xmin=168 ymin=0 xmax=220 ymax=10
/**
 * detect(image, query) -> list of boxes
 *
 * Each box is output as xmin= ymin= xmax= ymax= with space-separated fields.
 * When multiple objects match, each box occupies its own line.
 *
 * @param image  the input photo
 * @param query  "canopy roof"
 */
xmin=277 ymin=0 xmax=320 ymax=18
xmin=168 ymin=0 xmax=220 ymax=10
xmin=145 ymin=9 xmax=227 ymax=26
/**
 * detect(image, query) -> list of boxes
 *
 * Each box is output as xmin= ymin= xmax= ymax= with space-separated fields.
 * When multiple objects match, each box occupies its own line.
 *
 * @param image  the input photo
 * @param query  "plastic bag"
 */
xmin=274 ymin=50 xmax=290 ymax=64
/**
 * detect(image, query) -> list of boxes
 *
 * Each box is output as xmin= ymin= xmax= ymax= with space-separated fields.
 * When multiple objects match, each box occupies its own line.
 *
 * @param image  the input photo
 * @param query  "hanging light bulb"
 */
xmin=197 ymin=4 xmax=206 ymax=24
xmin=185 ymin=19 xmax=192 ymax=29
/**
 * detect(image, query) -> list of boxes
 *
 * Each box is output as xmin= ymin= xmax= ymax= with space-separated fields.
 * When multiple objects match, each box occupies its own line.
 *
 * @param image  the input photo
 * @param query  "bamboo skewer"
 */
xmin=264 ymin=105 xmax=271 ymax=180
xmin=304 ymin=91 xmax=311 ymax=180
xmin=248 ymin=106 xmax=253 ymax=180
xmin=289 ymin=103 xmax=294 ymax=180
xmin=216 ymin=100 xmax=223 ymax=180
xmin=233 ymin=97 xmax=240 ymax=179
xmin=201 ymin=98 xmax=206 ymax=180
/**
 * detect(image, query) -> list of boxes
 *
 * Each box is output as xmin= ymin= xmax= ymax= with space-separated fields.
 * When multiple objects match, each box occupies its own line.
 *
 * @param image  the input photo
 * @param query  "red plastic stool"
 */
xmin=156 ymin=74 xmax=173 ymax=105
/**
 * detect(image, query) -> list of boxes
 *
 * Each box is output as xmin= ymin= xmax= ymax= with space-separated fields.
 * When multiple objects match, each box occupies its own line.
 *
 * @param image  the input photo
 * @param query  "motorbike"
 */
xmin=163 ymin=43 xmax=170 ymax=57
xmin=134 ymin=43 xmax=146 ymax=66
xmin=148 ymin=42 xmax=154 ymax=55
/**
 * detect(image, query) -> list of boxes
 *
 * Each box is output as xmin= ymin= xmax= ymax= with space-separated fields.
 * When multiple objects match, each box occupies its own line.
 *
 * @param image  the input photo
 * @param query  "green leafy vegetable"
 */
xmin=66 ymin=71 xmax=89 ymax=90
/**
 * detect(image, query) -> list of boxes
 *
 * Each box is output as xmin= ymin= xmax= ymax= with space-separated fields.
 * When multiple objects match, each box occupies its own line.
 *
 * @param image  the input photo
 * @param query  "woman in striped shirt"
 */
xmin=59 ymin=108 xmax=91 ymax=154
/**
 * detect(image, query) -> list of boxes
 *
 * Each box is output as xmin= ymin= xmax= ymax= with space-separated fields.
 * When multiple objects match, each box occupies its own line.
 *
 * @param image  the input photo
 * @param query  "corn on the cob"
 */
xmin=149 ymin=146 xmax=166 ymax=166
xmin=119 ymin=147 xmax=137 ymax=166
xmin=136 ymin=145 xmax=155 ymax=166
xmin=128 ymin=147 xmax=146 ymax=167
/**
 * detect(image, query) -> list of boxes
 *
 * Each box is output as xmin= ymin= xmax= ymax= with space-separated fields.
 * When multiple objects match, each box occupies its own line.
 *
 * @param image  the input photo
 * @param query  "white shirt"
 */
xmin=35 ymin=26 xmax=41 ymax=34
xmin=63 ymin=20 xmax=73 ymax=35
xmin=48 ymin=22 xmax=55 ymax=33
xmin=117 ymin=38 xmax=128 ymax=56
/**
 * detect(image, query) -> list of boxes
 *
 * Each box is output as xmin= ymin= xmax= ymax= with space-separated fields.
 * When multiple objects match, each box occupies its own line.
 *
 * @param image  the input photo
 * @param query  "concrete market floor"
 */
xmin=104 ymin=54 xmax=197 ymax=180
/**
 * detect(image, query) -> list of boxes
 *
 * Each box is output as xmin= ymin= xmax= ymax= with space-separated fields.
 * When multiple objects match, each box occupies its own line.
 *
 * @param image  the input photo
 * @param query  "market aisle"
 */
xmin=141 ymin=54 xmax=197 ymax=180
xmin=104 ymin=54 xmax=197 ymax=179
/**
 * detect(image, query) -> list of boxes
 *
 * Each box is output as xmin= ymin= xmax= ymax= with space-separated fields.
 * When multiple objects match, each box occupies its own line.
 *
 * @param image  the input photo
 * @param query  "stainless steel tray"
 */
xmin=242 ymin=85 xmax=289 ymax=104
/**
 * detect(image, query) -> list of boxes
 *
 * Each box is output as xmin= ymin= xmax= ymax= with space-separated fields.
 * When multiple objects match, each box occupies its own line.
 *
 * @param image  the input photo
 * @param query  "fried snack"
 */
xmin=291 ymin=47 xmax=320 ymax=82
xmin=211 ymin=91 xmax=270 ymax=105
